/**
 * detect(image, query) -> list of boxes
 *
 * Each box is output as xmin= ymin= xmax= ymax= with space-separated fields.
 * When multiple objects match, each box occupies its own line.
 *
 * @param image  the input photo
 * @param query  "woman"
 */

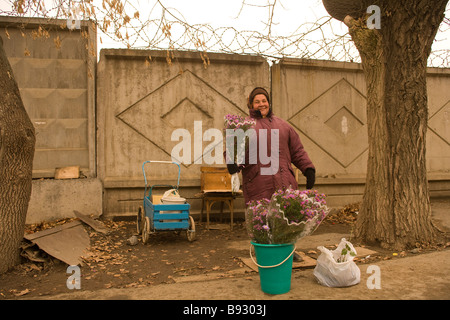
xmin=227 ymin=87 xmax=316 ymax=204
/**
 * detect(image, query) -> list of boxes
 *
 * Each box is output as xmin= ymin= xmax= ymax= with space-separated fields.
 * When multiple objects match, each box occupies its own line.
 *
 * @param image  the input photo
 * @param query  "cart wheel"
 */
xmin=186 ymin=216 xmax=196 ymax=242
xmin=142 ymin=216 xmax=151 ymax=244
xmin=136 ymin=206 xmax=144 ymax=235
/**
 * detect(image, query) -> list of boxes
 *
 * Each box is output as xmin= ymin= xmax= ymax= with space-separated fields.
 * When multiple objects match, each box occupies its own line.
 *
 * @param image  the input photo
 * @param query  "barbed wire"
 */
xmin=0 ymin=0 xmax=448 ymax=67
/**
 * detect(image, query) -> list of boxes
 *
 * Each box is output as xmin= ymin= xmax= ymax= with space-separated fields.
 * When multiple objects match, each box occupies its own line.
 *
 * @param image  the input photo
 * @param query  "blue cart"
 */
xmin=136 ymin=160 xmax=196 ymax=243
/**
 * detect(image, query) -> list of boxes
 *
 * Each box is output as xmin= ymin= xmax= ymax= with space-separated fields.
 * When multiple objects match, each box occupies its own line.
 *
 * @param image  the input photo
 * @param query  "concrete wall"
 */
xmin=0 ymin=16 xmax=97 ymax=178
xmin=27 ymin=178 xmax=103 ymax=223
xmin=97 ymin=49 xmax=270 ymax=217
xmin=272 ymin=58 xmax=450 ymax=205
xmin=98 ymin=53 xmax=450 ymax=217
xmin=0 ymin=17 xmax=102 ymax=224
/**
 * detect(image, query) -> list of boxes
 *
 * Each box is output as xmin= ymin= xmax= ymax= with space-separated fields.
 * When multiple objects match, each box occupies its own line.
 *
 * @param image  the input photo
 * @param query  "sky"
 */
xmin=94 ymin=0 xmax=355 ymax=62
xmin=151 ymin=0 xmax=330 ymax=33
xmin=96 ymin=0 xmax=448 ymax=65
xmin=101 ymin=1 xmax=339 ymax=43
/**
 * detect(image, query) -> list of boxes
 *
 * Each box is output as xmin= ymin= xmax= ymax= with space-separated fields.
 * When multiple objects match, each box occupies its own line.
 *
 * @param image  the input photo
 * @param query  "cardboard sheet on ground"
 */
xmin=24 ymin=221 xmax=90 ymax=266
xmin=74 ymin=210 xmax=109 ymax=234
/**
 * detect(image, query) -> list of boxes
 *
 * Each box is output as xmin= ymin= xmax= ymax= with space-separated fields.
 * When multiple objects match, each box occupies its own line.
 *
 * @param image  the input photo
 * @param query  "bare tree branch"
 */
xmin=0 ymin=0 xmax=448 ymax=67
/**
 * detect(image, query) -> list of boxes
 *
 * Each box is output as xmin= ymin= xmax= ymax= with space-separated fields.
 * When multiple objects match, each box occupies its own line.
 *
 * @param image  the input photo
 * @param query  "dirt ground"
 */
xmin=1 ymin=201 xmax=449 ymax=300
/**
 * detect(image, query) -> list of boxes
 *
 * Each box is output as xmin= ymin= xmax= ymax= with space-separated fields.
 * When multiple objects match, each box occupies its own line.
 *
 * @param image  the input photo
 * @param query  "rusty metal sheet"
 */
xmin=24 ymin=220 xmax=90 ymax=266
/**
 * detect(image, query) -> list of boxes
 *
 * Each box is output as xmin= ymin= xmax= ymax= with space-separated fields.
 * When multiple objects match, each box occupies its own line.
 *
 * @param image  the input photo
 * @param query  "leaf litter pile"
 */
xmin=324 ymin=202 xmax=359 ymax=225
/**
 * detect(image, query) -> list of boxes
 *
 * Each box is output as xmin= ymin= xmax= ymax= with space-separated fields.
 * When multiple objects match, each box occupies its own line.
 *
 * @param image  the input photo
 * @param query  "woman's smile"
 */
xmin=252 ymin=94 xmax=270 ymax=117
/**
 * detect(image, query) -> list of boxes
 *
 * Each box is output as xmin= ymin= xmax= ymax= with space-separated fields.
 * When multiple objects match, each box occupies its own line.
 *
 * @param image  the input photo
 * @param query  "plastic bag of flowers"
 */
xmin=313 ymin=238 xmax=361 ymax=287
xmin=245 ymin=188 xmax=329 ymax=244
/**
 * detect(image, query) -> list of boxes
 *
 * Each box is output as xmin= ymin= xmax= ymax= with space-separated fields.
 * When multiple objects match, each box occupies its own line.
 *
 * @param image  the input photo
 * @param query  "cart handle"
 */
xmin=142 ymin=160 xmax=181 ymax=196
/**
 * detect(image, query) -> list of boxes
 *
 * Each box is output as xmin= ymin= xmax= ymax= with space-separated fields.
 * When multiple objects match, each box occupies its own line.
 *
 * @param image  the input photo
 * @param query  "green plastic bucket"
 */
xmin=251 ymin=241 xmax=295 ymax=295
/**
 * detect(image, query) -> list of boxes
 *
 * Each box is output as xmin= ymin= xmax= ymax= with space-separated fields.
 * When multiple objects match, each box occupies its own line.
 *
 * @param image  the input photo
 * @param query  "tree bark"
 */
xmin=323 ymin=0 xmax=448 ymax=250
xmin=0 ymin=37 xmax=36 ymax=273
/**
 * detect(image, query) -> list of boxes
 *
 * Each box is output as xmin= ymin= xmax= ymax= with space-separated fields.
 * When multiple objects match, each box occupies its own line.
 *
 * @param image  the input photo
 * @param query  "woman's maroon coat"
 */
xmin=239 ymin=109 xmax=315 ymax=204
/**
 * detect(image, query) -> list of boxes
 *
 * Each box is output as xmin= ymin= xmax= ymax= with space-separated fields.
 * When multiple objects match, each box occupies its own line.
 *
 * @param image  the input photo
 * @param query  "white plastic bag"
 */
xmin=162 ymin=189 xmax=181 ymax=199
xmin=161 ymin=189 xmax=185 ymax=214
xmin=313 ymin=238 xmax=361 ymax=287
xmin=231 ymin=173 xmax=240 ymax=193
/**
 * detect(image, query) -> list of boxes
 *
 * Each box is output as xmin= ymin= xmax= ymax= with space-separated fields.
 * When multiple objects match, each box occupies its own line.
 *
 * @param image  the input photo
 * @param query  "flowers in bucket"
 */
xmin=246 ymin=188 xmax=329 ymax=244
xmin=245 ymin=198 xmax=272 ymax=244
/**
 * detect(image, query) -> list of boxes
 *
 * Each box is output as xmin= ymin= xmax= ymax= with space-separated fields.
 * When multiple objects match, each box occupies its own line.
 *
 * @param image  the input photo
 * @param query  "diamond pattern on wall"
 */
xmin=116 ymin=70 xmax=245 ymax=164
xmin=428 ymin=100 xmax=450 ymax=146
xmin=161 ymin=97 xmax=213 ymax=130
xmin=325 ymin=106 xmax=364 ymax=137
xmin=289 ymin=78 xmax=368 ymax=168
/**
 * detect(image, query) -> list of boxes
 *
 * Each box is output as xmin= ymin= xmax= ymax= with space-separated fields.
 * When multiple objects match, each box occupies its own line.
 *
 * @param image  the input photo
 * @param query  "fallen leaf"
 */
xmin=14 ymin=289 xmax=31 ymax=297
xmin=125 ymin=282 xmax=138 ymax=288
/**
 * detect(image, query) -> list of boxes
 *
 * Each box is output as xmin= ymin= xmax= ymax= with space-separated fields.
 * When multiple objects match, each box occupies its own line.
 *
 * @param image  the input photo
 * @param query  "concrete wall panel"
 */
xmin=273 ymin=59 xmax=450 ymax=206
xmin=97 ymin=49 xmax=270 ymax=217
xmin=0 ymin=16 xmax=96 ymax=178
xmin=0 ymin=17 xmax=99 ymax=223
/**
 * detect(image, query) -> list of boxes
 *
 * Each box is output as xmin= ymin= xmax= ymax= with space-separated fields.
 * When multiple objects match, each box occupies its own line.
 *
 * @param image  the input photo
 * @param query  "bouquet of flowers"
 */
xmin=224 ymin=114 xmax=256 ymax=131
xmin=223 ymin=114 xmax=256 ymax=193
xmin=246 ymin=188 xmax=329 ymax=244
xmin=223 ymin=114 xmax=256 ymax=165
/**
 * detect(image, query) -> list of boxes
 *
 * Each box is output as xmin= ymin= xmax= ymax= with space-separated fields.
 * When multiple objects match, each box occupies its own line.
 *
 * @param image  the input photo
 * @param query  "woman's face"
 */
xmin=252 ymin=94 xmax=270 ymax=117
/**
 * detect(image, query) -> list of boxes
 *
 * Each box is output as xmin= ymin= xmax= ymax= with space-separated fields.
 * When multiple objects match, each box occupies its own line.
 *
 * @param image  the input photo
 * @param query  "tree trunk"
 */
xmin=0 ymin=37 xmax=36 ymax=273
xmin=323 ymin=0 xmax=448 ymax=250
xmin=347 ymin=1 xmax=447 ymax=250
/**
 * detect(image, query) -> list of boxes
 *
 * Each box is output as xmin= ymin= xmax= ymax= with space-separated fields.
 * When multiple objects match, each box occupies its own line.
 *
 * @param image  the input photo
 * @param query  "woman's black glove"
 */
xmin=227 ymin=163 xmax=240 ymax=175
xmin=305 ymin=168 xmax=315 ymax=189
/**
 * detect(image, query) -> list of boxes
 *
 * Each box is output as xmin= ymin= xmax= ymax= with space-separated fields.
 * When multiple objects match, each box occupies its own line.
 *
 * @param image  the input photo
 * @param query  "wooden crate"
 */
xmin=152 ymin=195 xmax=163 ymax=204
xmin=200 ymin=167 xmax=232 ymax=192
